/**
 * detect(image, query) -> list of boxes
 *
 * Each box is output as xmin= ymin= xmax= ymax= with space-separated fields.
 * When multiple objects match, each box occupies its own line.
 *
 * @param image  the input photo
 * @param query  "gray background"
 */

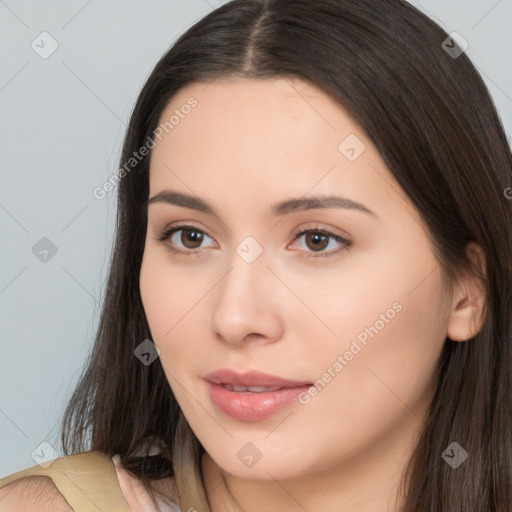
xmin=1 ymin=0 xmax=511 ymax=476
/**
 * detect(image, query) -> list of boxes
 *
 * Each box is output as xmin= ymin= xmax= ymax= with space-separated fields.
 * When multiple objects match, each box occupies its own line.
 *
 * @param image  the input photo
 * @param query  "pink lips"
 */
xmin=205 ymin=369 xmax=313 ymax=422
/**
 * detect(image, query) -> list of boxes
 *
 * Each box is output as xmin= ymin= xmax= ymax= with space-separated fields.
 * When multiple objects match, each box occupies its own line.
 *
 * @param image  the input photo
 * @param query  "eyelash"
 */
xmin=155 ymin=223 xmax=351 ymax=259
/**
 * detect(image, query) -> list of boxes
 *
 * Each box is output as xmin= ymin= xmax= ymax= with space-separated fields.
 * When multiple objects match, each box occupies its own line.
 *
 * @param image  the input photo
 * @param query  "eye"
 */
xmin=290 ymin=226 xmax=351 ymax=258
xmin=155 ymin=224 xmax=216 ymax=255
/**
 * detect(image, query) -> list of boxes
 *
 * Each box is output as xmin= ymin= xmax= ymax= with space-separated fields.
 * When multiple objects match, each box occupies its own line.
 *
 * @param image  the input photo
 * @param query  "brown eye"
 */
xmin=304 ymin=232 xmax=329 ymax=252
xmin=292 ymin=228 xmax=351 ymax=258
xmin=180 ymin=228 xmax=204 ymax=249
xmin=156 ymin=224 xmax=216 ymax=255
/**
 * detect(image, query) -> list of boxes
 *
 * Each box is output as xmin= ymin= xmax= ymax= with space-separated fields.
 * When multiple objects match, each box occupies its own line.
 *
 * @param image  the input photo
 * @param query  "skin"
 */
xmin=139 ymin=77 xmax=486 ymax=512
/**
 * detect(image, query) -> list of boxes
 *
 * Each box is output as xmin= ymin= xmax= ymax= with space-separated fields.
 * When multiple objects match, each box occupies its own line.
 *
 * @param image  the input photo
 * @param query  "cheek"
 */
xmin=295 ymin=239 xmax=449 ymax=426
xmin=139 ymin=248 xmax=216 ymax=388
xmin=302 ymin=266 xmax=449 ymax=444
xmin=139 ymin=248 xmax=201 ymax=339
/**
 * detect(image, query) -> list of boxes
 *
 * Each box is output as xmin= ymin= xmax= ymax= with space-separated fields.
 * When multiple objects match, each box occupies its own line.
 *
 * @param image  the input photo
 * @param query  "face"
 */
xmin=139 ymin=77 xmax=453 ymax=480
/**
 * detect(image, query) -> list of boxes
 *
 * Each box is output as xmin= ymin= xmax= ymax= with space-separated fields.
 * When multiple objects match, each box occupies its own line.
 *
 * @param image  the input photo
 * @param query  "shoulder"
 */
xmin=0 ymin=451 xmax=181 ymax=512
xmin=0 ymin=451 xmax=120 ymax=512
xmin=0 ymin=475 xmax=72 ymax=512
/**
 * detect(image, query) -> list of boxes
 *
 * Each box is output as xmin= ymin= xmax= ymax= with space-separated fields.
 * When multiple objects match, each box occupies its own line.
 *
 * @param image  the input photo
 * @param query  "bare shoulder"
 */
xmin=0 ymin=475 xmax=72 ymax=512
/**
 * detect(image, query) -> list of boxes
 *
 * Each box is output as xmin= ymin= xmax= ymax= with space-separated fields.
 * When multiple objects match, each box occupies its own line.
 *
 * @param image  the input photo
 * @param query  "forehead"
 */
xmin=152 ymin=76 xmax=355 ymax=160
xmin=147 ymin=77 xmax=415 ymax=223
xmin=151 ymin=77 xmax=357 ymax=177
xmin=165 ymin=76 xmax=339 ymax=120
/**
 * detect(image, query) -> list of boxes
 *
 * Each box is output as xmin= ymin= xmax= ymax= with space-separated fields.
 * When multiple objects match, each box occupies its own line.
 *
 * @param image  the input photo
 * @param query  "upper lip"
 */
xmin=205 ymin=369 xmax=312 ymax=388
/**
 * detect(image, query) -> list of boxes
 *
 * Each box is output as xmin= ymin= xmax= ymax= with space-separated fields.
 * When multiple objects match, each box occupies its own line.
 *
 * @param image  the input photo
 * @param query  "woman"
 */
xmin=1 ymin=0 xmax=511 ymax=510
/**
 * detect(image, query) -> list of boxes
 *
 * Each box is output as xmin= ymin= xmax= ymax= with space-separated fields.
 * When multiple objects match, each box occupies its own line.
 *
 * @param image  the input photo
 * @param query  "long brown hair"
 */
xmin=61 ymin=0 xmax=512 ymax=509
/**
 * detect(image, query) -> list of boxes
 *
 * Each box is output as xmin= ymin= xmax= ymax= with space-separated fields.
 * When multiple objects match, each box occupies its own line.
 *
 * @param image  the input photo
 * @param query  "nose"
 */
xmin=209 ymin=250 xmax=284 ymax=347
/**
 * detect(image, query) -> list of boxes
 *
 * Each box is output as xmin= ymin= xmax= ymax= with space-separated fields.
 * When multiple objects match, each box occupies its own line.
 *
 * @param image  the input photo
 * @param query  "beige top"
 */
xmin=0 ymin=451 xmax=211 ymax=512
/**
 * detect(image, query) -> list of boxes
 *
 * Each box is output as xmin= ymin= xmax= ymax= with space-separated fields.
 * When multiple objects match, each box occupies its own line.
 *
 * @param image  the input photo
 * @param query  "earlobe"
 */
xmin=446 ymin=242 xmax=487 ymax=342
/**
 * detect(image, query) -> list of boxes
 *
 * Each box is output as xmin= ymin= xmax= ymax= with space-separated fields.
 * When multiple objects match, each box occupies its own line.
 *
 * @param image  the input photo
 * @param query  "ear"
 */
xmin=446 ymin=241 xmax=487 ymax=342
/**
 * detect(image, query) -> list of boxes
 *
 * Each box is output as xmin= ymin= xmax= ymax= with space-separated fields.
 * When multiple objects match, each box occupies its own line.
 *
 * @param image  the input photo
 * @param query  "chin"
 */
xmin=200 ymin=436 xmax=319 ymax=482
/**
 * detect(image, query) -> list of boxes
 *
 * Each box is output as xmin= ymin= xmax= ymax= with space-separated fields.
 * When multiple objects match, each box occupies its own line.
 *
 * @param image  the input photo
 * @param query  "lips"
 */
xmin=205 ymin=368 xmax=312 ymax=388
xmin=204 ymin=369 xmax=313 ymax=421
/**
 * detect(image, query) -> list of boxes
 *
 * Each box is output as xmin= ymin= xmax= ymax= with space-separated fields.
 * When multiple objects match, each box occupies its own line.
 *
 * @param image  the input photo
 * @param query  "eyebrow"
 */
xmin=145 ymin=190 xmax=377 ymax=218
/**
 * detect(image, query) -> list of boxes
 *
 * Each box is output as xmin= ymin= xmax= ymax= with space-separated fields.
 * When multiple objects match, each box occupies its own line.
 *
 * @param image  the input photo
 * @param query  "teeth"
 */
xmin=222 ymin=384 xmax=282 ymax=392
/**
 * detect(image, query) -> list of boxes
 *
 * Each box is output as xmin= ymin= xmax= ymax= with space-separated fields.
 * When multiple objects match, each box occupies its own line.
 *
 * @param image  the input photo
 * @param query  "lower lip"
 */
xmin=205 ymin=381 xmax=313 ymax=422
